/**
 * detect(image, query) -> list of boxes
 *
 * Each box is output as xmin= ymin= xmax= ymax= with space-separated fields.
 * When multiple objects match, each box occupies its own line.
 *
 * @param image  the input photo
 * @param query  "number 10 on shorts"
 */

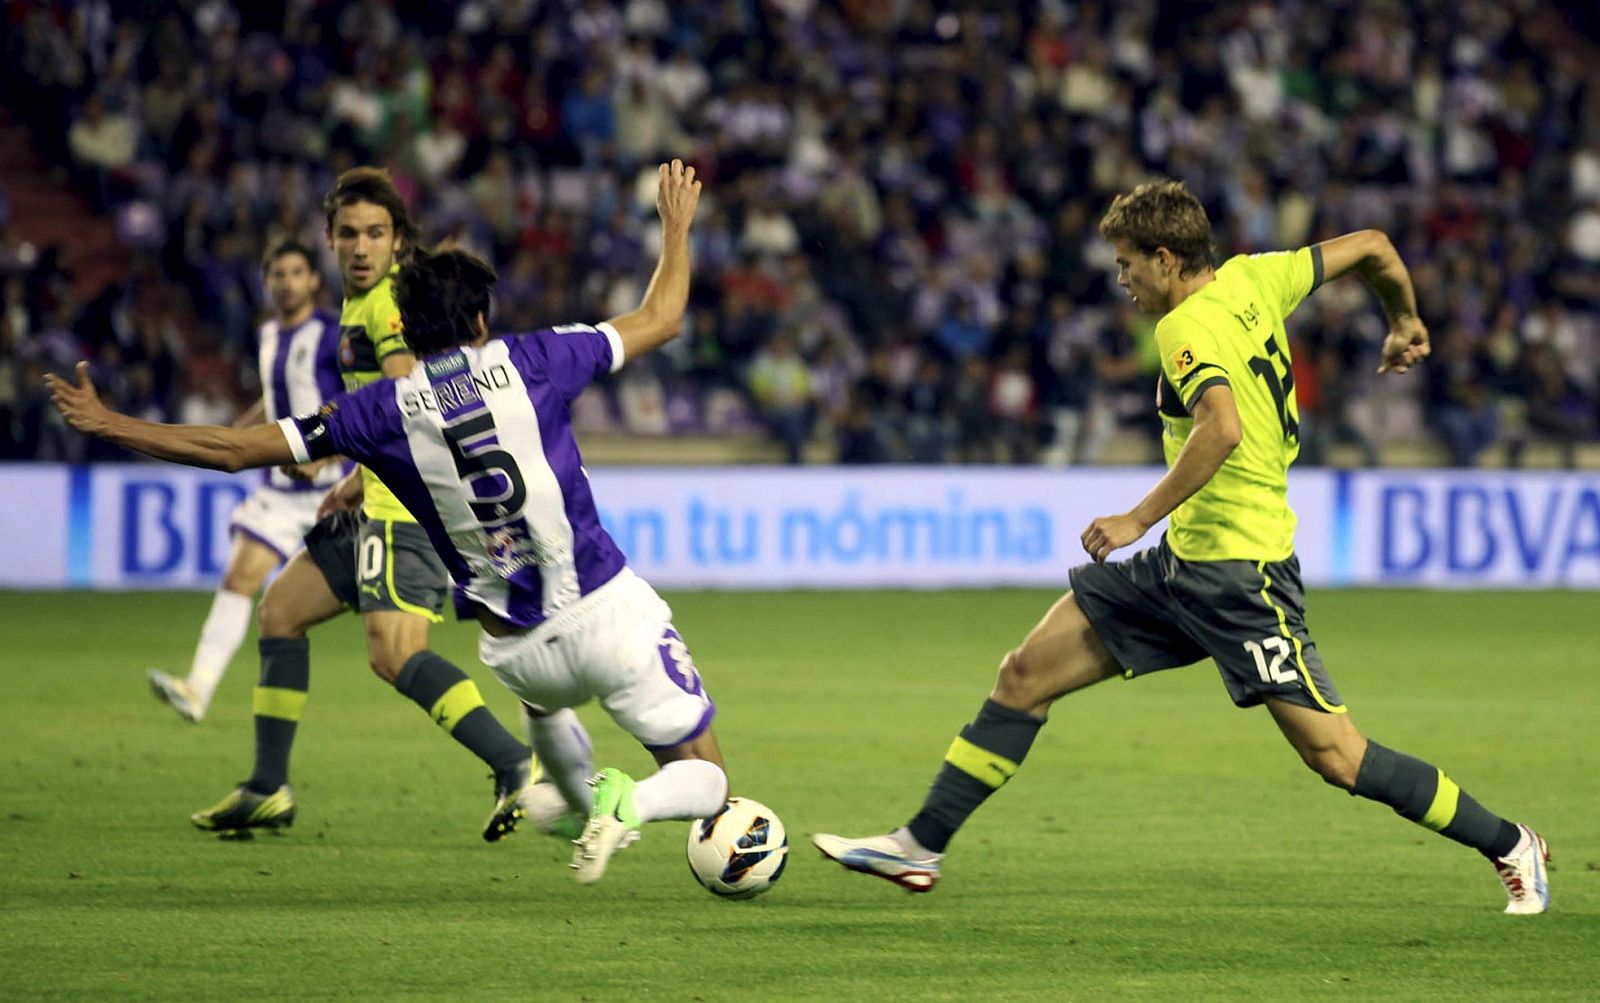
xmin=1243 ymin=637 xmax=1299 ymax=684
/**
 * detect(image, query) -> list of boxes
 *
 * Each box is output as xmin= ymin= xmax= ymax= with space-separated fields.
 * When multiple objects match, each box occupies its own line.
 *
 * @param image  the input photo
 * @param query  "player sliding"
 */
xmin=146 ymin=240 xmax=343 ymax=723
xmin=49 ymin=160 xmax=723 ymax=885
xmin=814 ymin=180 xmax=1550 ymax=915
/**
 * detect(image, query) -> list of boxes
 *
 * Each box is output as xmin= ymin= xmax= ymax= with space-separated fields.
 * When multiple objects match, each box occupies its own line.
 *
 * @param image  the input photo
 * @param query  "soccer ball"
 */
xmin=686 ymin=797 xmax=788 ymax=899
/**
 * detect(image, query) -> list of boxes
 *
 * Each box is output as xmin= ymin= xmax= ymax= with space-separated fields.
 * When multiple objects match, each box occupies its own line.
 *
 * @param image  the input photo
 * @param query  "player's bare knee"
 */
xmin=993 ymin=646 xmax=1048 ymax=706
xmin=367 ymin=648 xmax=406 ymax=683
xmin=365 ymin=638 xmax=409 ymax=683
xmin=366 ymin=631 xmax=424 ymax=684
xmin=1305 ymin=748 xmax=1360 ymax=790
xmin=256 ymin=593 xmax=303 ymax=639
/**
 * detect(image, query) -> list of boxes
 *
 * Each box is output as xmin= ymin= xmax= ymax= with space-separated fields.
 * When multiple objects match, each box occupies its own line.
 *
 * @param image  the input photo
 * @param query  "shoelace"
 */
xmin=1494 ymin=860 xmax=1526 ymax=897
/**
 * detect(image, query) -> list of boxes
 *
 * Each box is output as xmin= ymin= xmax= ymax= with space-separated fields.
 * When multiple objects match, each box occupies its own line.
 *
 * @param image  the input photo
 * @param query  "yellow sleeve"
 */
xmin=1156 ymin=313 xmax=1230 ymax=413
xmin=368 ymin=284 xmax=409 ymax=361
xmin=1244 ymin=246 xmax=1322 ymax=319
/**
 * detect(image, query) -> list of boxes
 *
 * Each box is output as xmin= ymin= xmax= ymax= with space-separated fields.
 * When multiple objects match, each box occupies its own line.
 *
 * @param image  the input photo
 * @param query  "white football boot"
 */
xmin=812 ymin=832 xmax=941 ymax=892
xmin=147 ymin=669 xmax=204 ymax=723
xmin=1493 ymin=823 xmax=1550 ymax=915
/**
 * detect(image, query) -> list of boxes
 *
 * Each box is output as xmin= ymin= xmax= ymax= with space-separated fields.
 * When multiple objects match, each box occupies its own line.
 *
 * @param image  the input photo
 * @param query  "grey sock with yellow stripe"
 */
xmin=906 ymin=699 xmax=1043 ymax=853
xmin=393 ymin=652 xmax=529 ymax=773
xmin=1352 ymin=740 xmax=1520 ymax=858
xmin=246 ymin=637 xmax=310 ymax=795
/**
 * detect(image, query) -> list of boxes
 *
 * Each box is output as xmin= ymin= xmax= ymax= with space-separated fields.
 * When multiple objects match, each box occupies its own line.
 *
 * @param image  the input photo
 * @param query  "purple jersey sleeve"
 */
xmin=278 ymin=379 xmax=397 ymax=465
xmin=507 ymin=323 xmax=622 ymax=402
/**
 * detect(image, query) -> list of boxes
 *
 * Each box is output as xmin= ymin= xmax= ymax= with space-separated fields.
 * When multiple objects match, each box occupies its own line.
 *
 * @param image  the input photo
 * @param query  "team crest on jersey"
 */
xmin=389 ymin=313 xmax=403 ymax=334
xmin=339 ymin=333 xmax=355 ymax=367
xmin=1170 ymin=344 xmax=1198 ymax=378
xmin=485 ymin=524 xmax=545 ymax=576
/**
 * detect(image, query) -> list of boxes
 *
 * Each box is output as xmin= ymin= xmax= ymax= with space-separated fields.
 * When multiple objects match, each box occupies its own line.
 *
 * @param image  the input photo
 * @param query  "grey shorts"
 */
xmin=304 ymin=512 xmax=447 ymax=621
xmin=1067 ymin=537 xmax=1345 ymax=713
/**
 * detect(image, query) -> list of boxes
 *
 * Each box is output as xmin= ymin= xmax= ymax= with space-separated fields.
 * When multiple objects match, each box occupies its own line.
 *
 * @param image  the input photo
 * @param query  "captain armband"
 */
xmin=277 ymin=413 xmax=339 ymax=463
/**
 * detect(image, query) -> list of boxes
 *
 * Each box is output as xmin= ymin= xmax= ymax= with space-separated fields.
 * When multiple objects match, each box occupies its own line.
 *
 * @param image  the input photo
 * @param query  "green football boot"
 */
xmin=571 ymin=768 xmax=640 ymax=884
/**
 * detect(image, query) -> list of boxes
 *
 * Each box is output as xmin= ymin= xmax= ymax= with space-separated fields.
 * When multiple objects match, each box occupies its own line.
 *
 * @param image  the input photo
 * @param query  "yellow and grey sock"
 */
xmin=1352 ymin=740 xmax=1520 ymax=858
xmin=246 ymin=637 xmax=310 ymax=795
xmin=394 ymin=652 xmax=528 ymax=773
xmin=906 ymin=699 xmax=1044 ymax=854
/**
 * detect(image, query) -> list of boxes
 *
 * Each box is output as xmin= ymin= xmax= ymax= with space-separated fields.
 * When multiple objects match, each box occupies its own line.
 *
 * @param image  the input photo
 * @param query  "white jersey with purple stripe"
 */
xmin=279 ymin=322 xmax=627 ymax=629
xmin=259 ymin=310 xmax=345 ymax=492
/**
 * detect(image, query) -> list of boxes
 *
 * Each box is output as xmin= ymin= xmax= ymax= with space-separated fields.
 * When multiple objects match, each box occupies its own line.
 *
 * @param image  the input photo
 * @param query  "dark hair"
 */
xmin=1098 ymin=179 xmax=1216 ymax=277
xmin=392 ymin=244 xmax=498 ymax=356
xmin=321 ymin=166 xmax=418 ymax=250
xmin=261 ymin=238 xmax=318 ymax=275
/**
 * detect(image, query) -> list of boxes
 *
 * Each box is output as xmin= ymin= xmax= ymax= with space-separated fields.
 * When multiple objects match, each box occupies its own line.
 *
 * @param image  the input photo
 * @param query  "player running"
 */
xmin=184 ymin=168 xmax=534 ymax=840
xmin=147 ymin=240 xmax=344 ymax=723
xmin=49 ymin=160 xmax=723 ymax=885
xmin=813 ymin=180 xmax=1550 ymax=915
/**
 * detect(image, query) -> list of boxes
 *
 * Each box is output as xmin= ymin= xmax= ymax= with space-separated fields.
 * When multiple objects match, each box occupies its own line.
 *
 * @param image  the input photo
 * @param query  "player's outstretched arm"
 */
xmin=46 ymin=361 xmax=294 ymax=472
xmin=1314 ymin=229 xmax=1430 ymax=375
xmin=604 ymin=159 xmax=702 ymax=363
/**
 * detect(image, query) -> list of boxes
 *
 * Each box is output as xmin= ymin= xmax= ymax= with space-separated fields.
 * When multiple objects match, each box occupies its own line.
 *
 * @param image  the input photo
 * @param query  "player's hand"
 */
xmin=1081 ymin=513 xmax=1148 ymax=563
xmin=316 ymin=471 xmax=364 ymax=520
xmin=656 ymin=159 xmax=702 ymax=236
xmin=1377 ymin=316 xmax=1430 ymax=374
xmin=44 ymin=361 xmax=113 ymax=437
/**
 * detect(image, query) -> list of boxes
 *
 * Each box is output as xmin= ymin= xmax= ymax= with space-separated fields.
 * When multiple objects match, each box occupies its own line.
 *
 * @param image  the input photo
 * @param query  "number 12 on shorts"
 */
xmin=1243 ymin=636 xmax=1299 ymax=684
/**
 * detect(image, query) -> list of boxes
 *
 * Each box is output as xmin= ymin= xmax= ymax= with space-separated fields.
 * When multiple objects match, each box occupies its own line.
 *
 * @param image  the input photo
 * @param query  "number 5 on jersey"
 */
xmin=443 ymin=412 xmax=527 ymax=526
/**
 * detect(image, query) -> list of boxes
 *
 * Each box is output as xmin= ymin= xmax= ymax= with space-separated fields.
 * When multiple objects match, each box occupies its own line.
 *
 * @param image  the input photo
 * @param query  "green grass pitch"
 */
xmin=1 ymin=588 xmax=1596 ymax=1001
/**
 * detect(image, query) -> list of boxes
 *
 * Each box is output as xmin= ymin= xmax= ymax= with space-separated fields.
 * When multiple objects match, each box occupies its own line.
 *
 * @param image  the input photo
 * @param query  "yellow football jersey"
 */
xmin=337 ymin=268 xmax=415 ymax=522
xmin=1153 ymin=247 xmax=1323 ymax=561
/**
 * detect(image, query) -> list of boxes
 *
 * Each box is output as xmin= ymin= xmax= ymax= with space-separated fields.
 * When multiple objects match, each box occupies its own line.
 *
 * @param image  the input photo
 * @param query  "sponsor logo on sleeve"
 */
xmin=1170 ymin=344 xmax=1198 ymax=378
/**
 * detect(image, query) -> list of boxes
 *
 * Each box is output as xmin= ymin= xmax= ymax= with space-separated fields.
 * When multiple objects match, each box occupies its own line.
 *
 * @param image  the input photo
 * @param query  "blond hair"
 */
xmin=1098 ymin=179 xmax=1216 ymax=276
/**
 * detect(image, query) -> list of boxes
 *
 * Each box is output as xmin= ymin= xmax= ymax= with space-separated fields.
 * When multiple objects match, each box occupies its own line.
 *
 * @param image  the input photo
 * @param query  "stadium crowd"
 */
xmin=2 ymin=0 xmax=1598 ymax=466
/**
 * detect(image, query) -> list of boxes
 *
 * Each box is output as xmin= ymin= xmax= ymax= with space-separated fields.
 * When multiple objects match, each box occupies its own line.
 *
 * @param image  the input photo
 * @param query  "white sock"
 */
xmin=186 ymin=590 xmax=254 ymax=707
xmin=525 ymin=706 xmax=594 ymax=814
xmin=632 ymin=760 xmax=728 ymax=822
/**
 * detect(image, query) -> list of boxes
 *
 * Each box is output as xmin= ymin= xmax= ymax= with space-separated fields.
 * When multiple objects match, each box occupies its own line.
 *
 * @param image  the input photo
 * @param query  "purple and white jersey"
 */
xmin=259 ymin=310 xmax=345 ymax=491
xmin=279 ymin=322 xmax=628 ymax=628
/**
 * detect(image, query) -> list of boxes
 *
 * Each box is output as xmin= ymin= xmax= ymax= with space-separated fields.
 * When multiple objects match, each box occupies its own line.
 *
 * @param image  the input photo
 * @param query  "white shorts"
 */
xmin=229 ymin=486 xmax=323 ymax=561
xmin=477 ymin=568 xmax=716 ymax=750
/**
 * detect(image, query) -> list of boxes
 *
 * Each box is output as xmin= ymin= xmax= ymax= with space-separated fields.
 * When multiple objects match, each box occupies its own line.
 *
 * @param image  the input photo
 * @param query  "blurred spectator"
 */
xmin=1507 ymin=341 xmax=1592 ymax=469
xmin=0 ymin=316 xmax=20 ymax=458
xmin=989 ymin=342 xmax=1040 ymax=464
xmin=176 ymin=377 xmax=237 ymax=428
xmin=747 ymin=330 xmax=812 ymax=464
xmin=836 ymin=389 xmax=893 ymax=465
xmin=67 ymin=93 xmax=137 ymax=209
xmin=902 ymin=356 xmax=953 ymax=463
xmin=1427 ymin=333 xmax=1500 ymax=467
